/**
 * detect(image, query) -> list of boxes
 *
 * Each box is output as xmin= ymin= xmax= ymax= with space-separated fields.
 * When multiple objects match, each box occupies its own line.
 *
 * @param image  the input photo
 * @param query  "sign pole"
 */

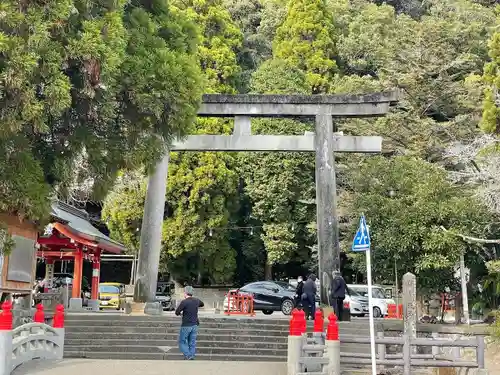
xmin=352 ymin=215 xmax=376 ymax=375
xmin=366 ymin=247 xmax=376 ymax=375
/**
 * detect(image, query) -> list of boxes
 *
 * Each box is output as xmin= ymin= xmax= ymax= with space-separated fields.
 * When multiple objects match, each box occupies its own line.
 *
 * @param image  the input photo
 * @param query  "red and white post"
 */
xmin=325 ymin=313 xmax=340 ymax=375
xmin=0 ymin=301 xmax=13 ymax=375
xmin=313 ymin=309 xmax=324 ymax=343
xmin=53 ymin=304 xmax=65 ymax=358
xmin=287 ymin=309 xmax=305 ymax=375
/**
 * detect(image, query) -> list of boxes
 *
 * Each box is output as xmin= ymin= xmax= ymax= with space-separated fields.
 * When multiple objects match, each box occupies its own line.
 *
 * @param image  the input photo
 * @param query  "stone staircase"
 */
xmin=64 ymin=314 xmax=372 ymax=362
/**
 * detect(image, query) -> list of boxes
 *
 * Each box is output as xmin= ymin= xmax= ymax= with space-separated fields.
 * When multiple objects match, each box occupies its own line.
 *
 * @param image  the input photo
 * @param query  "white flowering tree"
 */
xmin=445 ymin=134 xmax=500 ymax=216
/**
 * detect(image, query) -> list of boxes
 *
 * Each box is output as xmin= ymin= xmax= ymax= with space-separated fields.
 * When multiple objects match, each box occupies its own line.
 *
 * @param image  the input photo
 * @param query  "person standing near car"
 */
xmin=302 ymin=274 xmax=317 ymax=320
xmin=330 ymin=271 xmax=346 ymax=321
xmin=294 ymin=276 xmax=304 ymax=309
xmin=175 ymin=286 xmax=204 ymax=360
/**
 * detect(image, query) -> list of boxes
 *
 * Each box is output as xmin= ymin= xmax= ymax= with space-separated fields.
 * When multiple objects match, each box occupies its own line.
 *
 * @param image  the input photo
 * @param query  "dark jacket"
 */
xmin=330 ymin=275 xmax=346 ymax=299
xmin=303 ymin=278 xmax=317 ymax=297
xmin=295 ymin=281 xmax=304 ymax=297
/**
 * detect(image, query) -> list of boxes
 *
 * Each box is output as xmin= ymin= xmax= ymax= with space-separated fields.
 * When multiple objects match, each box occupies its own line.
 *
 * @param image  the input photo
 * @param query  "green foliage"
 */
xmin=345 ymin=156 xmax=493 ymax=292
xmin=94 ymin=0 xmax=500 ymax=293
xmin=0 ymin=0 xmax=203 ymax=221
xmin=165 ymin=0 xmax=243 ymax=283
xmin=0 ymin=223 xmax=15 ymax=255
xmin=238 ymin=59 xmax=316 ymax=273
xmin=172 ymin=0 xmax=242 ymax=93
xmin=334 ymin=0 xmax=495 ymax=159
xmin=104 ymin=0 xmax=242 ymax=284
xmin=481 ymin=28 xmax=500 ymax=133
xmin=274 ymin=0 xmax=337 ymax=93
xmin=101 ymin=172 xmax=147 ymax=254
xmin=482 ymin=260 xmax=500 ymax=309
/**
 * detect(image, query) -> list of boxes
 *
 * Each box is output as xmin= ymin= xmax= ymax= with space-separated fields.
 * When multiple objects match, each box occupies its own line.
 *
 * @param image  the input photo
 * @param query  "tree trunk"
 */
xmin=264 ymin=262 xmax=272 ymax=280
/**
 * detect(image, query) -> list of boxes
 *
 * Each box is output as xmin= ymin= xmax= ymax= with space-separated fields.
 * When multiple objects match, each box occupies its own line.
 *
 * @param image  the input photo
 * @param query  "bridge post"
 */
xmin=287 ymin=309 xmax=303 ymax=375
xmin=325 ymin=313 xmax=340 ymax=375
xmin=0 ymin=301 xmax=12 ymax=375
xmin=53 ymin=304 xmax=65 ymax=359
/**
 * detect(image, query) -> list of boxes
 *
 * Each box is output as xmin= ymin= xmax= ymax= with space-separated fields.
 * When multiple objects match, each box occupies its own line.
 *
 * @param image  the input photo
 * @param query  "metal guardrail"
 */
xmin=339 ymin=331 xmax=485 ymax=372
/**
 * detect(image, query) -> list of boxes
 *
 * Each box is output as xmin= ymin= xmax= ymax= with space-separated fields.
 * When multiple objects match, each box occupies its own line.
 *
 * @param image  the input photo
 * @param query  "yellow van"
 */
xmin=99 ymin=282 xmax=126 ymax=310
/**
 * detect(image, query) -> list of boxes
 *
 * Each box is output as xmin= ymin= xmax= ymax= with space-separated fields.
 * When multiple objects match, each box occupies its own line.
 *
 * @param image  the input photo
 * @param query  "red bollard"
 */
xmin=326 ymin=312 xmax=339 ymax=341
xmin=0 ymin=301 xmax=12 ymax=330
xmin=313 ymin=309 xmax=324 ymax=333
xmin=298 ymin=308 xmax=307 ymax=334
xmin=53 ymin=304 xmax=65 ymax=328
xmin=289 ymin=309 xmax=302 ymax=336
xmin=34 ymin=304 xmax=45 ymax=323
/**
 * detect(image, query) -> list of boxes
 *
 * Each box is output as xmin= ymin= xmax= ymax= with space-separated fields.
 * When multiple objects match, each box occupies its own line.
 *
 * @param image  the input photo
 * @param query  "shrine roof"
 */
xmin=50 ymin=201 xmax=126 ymax=254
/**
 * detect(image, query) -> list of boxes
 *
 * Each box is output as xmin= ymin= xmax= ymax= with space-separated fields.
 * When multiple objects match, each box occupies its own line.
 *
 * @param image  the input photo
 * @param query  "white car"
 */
xmin=344 ymin=292 xmax=369 ymax=317
xmin=347 ymin=284 xmax=396 ymax=318
xmin=288 ymin=278 xmax=368 ymax=316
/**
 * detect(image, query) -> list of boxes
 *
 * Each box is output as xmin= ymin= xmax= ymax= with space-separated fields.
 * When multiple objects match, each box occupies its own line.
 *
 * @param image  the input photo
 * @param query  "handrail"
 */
xmin=338 ymin=331 xmax=486 ymax=370
xmin=12 ymin=322 xmax=58 ymax=337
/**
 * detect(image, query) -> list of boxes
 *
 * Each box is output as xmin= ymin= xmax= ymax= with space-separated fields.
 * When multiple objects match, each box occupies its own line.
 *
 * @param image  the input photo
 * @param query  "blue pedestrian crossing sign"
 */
xmin=352 ymin=215 xmax=371 ymax=252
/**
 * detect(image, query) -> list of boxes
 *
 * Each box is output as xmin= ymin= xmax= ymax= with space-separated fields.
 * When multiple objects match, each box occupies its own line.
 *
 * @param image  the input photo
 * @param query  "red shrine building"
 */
xmin=37 ymin=201 xmax=125 ymax=309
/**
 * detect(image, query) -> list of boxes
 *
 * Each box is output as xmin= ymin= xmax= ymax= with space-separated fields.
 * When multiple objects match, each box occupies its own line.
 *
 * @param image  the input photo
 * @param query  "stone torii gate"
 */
xmin=134 ymin=92 xmax=398 ymax=309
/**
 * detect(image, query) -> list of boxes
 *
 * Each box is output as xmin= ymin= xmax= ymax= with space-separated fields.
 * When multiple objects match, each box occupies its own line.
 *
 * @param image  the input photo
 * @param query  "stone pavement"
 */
xmin=12 ymin=359 xmax=287 ymax=375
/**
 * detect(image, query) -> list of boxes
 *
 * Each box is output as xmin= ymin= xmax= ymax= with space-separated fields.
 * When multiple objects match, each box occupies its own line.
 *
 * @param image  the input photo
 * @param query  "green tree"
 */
xmin=344 ymin=156 xmax=494 ymax=292
xmin=274 ymin=0 xmax=337 ymax=93
xmin=334 ymin=0 xmax=495 ymax=160
xmin=238 ymin=59 xmax=316 ymax=279
xmin=481 ymin=13 xmax=500 ymax=133
xmin=0 ymin=0 xmax=203 ymax=221
xmin=104 ymin=0 xmax=242 ymax=284
xmin=101 ymin=171 xmax=146 ymax=254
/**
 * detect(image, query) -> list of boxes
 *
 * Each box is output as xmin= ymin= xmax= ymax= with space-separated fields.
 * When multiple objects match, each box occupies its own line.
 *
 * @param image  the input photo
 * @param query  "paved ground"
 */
xmin=12 ymin=359 xmax=287 ymax=375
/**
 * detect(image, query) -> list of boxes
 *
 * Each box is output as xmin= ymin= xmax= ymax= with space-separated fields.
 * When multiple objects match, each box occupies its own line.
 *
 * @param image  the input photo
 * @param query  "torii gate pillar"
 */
xmin=134 ymin=92 xmax=398 ymax=309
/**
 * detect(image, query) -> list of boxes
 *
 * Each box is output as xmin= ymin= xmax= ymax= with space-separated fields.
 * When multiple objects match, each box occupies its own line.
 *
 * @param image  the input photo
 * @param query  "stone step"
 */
xmin=64 ymin=344 xmax=287 ymax=356
xmin=64 ymin=350 xmax=287 ymax=362
xmin=64 ymin=327 xmax=369 ymax=340
xmin=64 ymin=315 xmax=373 ymax=330
xmin=64 ymin=319 xmax=368 ymax=328
xmin=65 ymin=339 xmax=289 ymax=350
xmin=65 ymin=332 xmax=289 ymax=342
xmin=65 ymin=326 xmax=289 ymax=336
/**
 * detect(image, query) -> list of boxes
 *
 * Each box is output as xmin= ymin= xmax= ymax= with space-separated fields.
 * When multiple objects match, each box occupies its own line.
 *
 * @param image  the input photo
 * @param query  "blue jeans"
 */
xmin=178 ymin=325 xmax=198 ymax=359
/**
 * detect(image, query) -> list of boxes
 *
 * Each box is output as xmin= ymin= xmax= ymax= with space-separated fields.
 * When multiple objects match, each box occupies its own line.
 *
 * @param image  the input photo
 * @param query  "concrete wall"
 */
xmin=174 ymin=285 xmax=231 ymax=308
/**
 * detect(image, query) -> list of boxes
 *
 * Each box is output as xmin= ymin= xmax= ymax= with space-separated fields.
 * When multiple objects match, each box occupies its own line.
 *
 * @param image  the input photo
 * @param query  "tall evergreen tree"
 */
xmin=481 ymin=26 xmax=500 ymax=133
xmin=0 ymin=0 xmax=203 ymax=221
xmin=104 ymin=0 xmax=243 ymax=284
xmin=274 ymin=0 xmax=337 ymax=93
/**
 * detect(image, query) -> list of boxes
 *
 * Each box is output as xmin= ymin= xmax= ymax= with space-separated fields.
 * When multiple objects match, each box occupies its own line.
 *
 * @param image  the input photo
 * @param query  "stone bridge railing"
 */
xmin=0 ymin=302 xmax=65 ymax=375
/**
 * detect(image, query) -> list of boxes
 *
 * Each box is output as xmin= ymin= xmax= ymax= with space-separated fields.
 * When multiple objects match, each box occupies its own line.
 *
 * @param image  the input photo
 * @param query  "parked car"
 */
xmin=345 ymin=287 xmax=369 ymax=317
xmin=223 ymin=281 xmax=296 ymax=315
xmin=155 ymin=281 xmax=176 ymax=311
xmin=98 ymin=282 xmax=126 ymax=310
xmin=288 ymin=278 xmax=369 ymax=317
xmin=347 ymin=284 xmax=396 ymax=318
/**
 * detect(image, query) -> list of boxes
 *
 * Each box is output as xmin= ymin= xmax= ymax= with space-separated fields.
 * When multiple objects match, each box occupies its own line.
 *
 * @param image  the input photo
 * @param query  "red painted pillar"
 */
xmin=72 ymin=248 xmax=83 ymax=299
xmin=91 ymin=252 xmax=101 ymax=300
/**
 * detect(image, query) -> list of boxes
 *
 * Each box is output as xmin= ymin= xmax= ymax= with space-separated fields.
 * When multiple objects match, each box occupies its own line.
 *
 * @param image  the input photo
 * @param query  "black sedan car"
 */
xmin=224 ymin=281 xmax=297 ymax=315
